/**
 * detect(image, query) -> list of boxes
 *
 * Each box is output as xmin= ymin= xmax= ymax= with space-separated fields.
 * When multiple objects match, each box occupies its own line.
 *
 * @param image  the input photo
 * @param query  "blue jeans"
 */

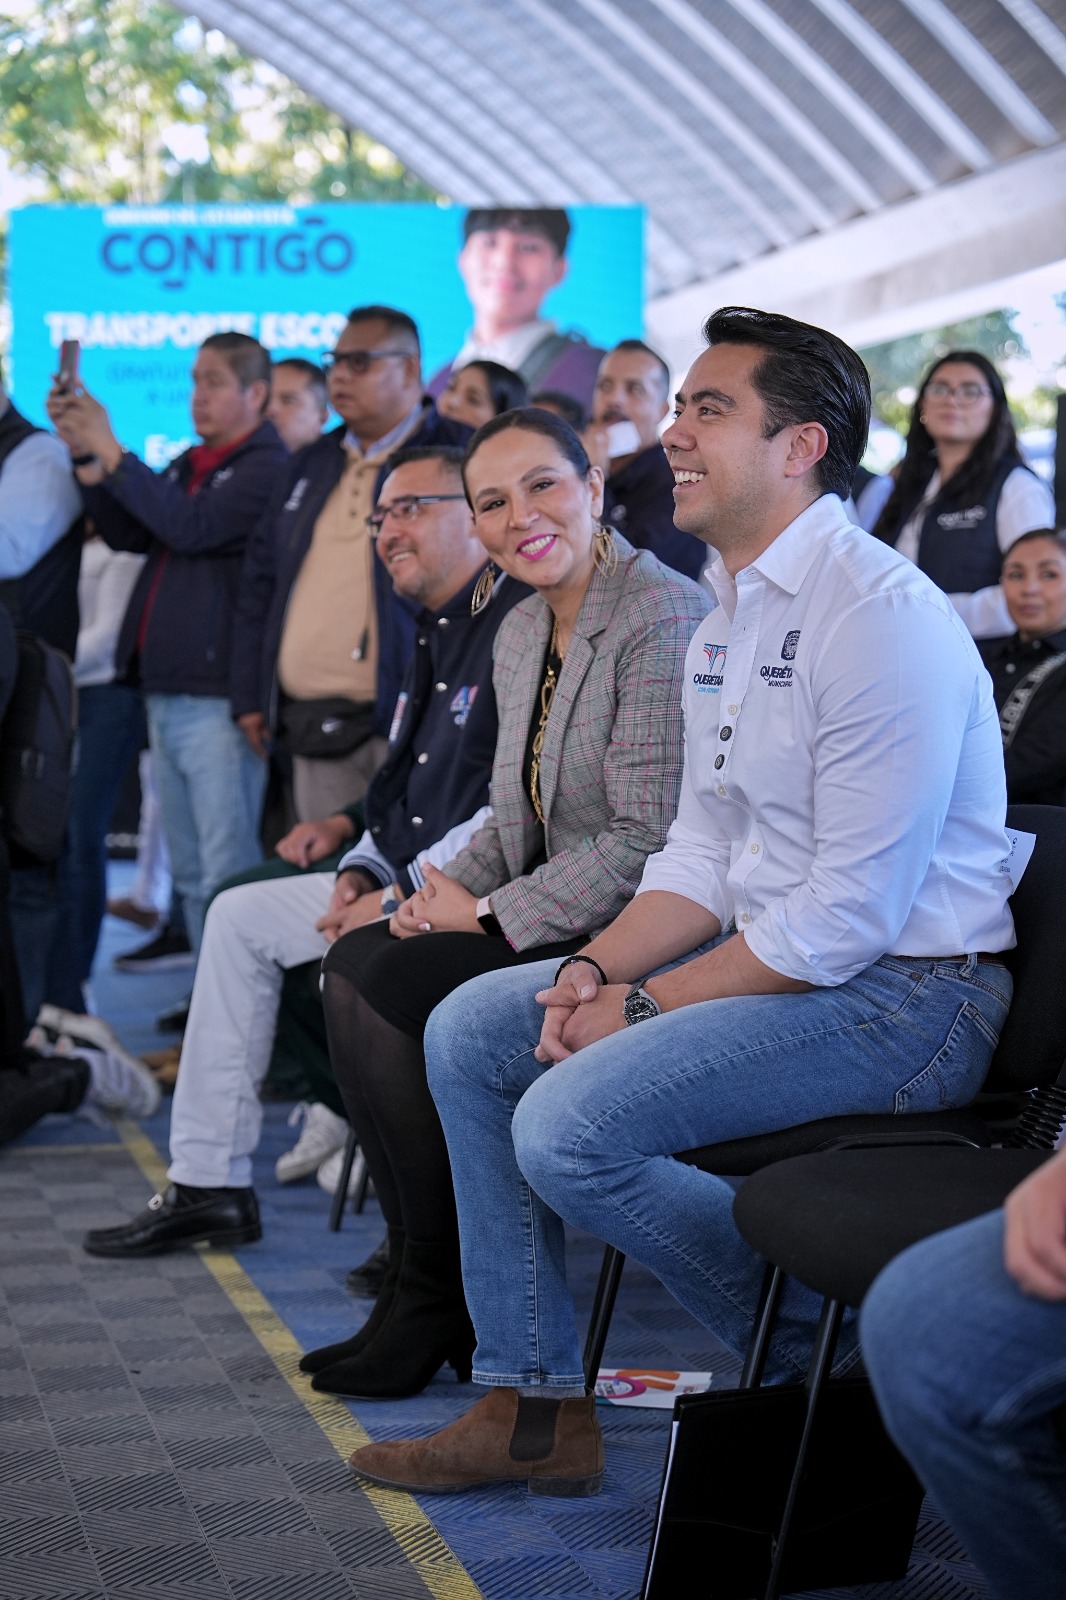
xmin=146 ymin=694 xmax=265 ymax=952
xmin=425 ymin=952 xmax=1012 ymax=1391
xmin=861 ymin=1210 xmax=1066 ymax=1600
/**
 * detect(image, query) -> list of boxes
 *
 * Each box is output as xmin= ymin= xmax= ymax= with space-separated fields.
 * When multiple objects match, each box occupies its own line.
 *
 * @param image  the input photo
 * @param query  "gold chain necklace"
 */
xmin=530 ymin=619 xmax=561 ymax=825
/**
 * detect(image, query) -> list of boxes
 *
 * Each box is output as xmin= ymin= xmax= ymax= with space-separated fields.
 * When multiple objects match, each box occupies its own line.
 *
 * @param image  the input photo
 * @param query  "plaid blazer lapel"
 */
xmin=538 ymin=553 xmax=630 ymax=820
xmin=495 ymin=600 xmax=552 ymax=878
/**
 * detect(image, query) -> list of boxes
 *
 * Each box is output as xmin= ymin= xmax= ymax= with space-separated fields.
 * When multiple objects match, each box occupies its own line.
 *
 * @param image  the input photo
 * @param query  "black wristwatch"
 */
xmin=476 ymin=894 xmax=504 ymax=936
xmin=622 ymin=983 xmax=661 ymax=1026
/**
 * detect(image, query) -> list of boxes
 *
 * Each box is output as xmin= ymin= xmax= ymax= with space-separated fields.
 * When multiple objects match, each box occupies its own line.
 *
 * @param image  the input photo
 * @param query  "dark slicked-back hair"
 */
xmin=383 ymin=443 xmax=467 ymax=481
xmin=461 ymin=406 xmax=590 ymax=505
xmin=272 ymin=356 xmax=327 ymax=406
xmin=345 ymin=304 xmax=421 ymax=352
xmin=872 ymin=349 xmax=1022 ymax=546
xmin=702 ymin=307 xmax=871 ymax=500
xmin=201 ymin=332 xmax=272 ymax=399
xmin=612 ymin=338 xmax=671 ymax=395
xmin=456 ymin=359 xmax=529 ymax=416
xmin=463 ymin=208 xmax=571 ymax=256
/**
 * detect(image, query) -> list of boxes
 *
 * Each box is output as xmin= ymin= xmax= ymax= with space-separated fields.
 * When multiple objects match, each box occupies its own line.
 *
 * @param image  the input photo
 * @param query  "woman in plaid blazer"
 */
xmin=302 ymin=409 xmax=707 ymax=1400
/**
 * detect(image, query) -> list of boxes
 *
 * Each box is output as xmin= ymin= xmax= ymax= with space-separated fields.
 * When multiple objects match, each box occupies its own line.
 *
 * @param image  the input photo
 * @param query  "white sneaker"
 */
xmin=35 ymin=1007 xmax=161 ymax=1119
xmin=316 ymin=1144 xmax=367 ymax=1198
xmin=75 ymin=1042 xmax=162 ymax=1119
xmin=35 ymin=1005 xmax=122 ymax=1055
xmin=274 ymin=1102 xmax=350 ymax=1183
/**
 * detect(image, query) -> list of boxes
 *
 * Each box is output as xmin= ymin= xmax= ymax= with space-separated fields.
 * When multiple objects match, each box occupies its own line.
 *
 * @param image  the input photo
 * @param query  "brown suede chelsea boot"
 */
xmin=349 ymin=1386 xmax=604 ymax=1497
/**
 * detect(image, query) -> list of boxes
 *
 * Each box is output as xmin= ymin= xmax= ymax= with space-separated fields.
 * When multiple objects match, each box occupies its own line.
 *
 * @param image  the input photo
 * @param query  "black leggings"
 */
xmin=321 ymin=922 xmax=580 ymax=1243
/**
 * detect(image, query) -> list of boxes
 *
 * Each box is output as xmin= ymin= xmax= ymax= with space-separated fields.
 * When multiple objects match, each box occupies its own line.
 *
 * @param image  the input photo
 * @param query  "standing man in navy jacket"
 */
xmin=48 ymin=332 xmax=287 ymax=951
xmin=230 ymin=306 xmax=472 ymax=823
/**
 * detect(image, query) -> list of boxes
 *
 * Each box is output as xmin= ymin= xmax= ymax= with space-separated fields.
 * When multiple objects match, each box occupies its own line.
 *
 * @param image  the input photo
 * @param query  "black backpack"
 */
xmin=0 ymin=631 xmax=76 ymax=864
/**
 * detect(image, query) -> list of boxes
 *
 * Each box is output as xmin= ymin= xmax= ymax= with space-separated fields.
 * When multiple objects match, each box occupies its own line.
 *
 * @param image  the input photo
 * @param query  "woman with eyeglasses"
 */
xmin=297 ymin=408 xmax=707 ymax=1400
xmin=871 ymin=350 xmax=1053 ymax=637
xmin=437 ymin=358 xmax=529 ymax=430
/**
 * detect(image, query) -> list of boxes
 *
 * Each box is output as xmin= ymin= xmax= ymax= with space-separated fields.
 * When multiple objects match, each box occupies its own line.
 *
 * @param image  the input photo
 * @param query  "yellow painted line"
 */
xmin=116 ymin=1119 xmax=482 ymax=1600
xmin=7 ymin=1140 xmax=124 ymax=1155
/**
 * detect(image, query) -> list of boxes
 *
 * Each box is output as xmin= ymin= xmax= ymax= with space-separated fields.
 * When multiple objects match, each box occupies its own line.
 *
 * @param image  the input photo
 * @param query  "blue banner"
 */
xmin=9 ymin=203 xmax=643 ymax=465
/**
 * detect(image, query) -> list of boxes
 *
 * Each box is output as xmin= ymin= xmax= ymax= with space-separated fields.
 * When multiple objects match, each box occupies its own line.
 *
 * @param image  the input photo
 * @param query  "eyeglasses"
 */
xmin=366 ymin=495 xmax=467 ymax=534
xmin=322 ymin=348 xmax=409 ymax=376
xmin=924 ymin=380 xmax=992 ymax=405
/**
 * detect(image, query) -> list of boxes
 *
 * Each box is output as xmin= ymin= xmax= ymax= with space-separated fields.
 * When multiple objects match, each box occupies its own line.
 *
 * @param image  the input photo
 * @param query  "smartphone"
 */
xmin=606 ymin=419 xmax=642 ymax=459
xmin=57 ymin=338 xmax=80 ymax=393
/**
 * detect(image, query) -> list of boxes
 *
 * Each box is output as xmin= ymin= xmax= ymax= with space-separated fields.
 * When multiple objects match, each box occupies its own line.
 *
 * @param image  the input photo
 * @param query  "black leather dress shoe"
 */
xmin=83 ymin=1184 xmax=261 ymax=1257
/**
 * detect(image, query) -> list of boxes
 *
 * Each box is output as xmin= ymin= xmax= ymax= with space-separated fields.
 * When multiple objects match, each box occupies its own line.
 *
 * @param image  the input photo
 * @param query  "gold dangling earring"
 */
xmin=470 ymin=562 xmax=497 ymax=616
xmin=594 ymin=523 xmax=618 ymax=577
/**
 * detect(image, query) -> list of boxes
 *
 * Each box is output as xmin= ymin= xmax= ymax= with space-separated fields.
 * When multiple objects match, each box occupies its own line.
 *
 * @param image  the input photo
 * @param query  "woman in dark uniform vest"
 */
xmin=980 ymin=528 xmax=1066 ymax=806
xmin=872 ymin=350 xmax=1053 ymax=638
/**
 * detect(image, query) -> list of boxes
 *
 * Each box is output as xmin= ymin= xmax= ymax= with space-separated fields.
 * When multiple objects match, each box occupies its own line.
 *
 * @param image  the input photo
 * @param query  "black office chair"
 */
xmin=632 ymin=806 xmax=1066 ymax=1599
xmin=583 ymin=805 xmax=1066 ymax=1391
xmin=327 ymin=1127 xmax=370 ymax=1231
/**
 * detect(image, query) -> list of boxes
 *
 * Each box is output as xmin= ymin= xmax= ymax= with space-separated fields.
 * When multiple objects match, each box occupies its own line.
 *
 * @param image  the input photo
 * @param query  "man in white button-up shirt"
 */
xmin=347 ymin=308 xmax=1017 ymax=1501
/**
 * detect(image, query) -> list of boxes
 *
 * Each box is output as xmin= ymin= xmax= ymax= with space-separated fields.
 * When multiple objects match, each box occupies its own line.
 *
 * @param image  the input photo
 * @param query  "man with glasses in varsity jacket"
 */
xmin=230 ymin=305 xmax=471 ymax=824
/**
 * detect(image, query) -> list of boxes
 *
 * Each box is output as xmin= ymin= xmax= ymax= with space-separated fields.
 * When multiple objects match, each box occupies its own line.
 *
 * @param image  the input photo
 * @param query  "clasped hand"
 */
xmin=388 ymin=862 xmax=479 ymax=939
xmin=534 ymin=964 xmax=627 ymax=1063
xmin=314 ymin=873 xmax=386 ymax=944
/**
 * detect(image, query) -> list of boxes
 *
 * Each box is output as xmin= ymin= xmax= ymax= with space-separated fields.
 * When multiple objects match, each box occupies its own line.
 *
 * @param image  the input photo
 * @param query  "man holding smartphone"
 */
xmin=585 ymin=340 xmax=706 ymax=582
xmin=47 ymin=332 xmax=287 ymax=955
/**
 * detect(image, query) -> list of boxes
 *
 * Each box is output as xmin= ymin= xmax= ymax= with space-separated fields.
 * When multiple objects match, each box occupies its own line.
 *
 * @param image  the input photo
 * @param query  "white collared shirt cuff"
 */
xmin=743 ymin=912 xmax=837 ymax=986
xmin=635 ymin=856 xmax=728 ymax=924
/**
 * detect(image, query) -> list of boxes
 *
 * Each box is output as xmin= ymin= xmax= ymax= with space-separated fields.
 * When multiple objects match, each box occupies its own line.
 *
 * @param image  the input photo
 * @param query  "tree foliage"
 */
xmin=0 ymin=0 xmax=440 ymax=206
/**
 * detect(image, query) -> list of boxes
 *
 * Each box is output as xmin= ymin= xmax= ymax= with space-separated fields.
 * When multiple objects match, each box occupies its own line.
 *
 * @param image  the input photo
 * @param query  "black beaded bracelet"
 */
xmin=553 ymin=954 xmax=609 ymax=988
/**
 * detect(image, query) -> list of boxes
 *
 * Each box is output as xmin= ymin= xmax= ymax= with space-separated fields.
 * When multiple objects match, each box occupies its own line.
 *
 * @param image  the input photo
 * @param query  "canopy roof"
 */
xmin=175 ymin=0 xmax=1066 ymax=365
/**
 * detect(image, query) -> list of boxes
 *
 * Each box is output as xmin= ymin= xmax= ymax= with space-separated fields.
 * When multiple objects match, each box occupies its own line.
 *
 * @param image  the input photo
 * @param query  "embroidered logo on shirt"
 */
xmin=936 ymin=505 xmax=986 ymax=529
xmin=388 ymin=691 xmax=408 ymax=744
xmin=212 ymin=467 xmax=234 ymax=486
xmin=450 ymin=685 xmax=478 ymax=726
xmin=694 ymin=643 xmax=727 ymax=693
xmin=781 ymin=630 xmax=800 ymax=661
xmin=284 ymin=477 xmax=309 ymax=512
xmin=760 ymin=664 xmax=793 ymax=687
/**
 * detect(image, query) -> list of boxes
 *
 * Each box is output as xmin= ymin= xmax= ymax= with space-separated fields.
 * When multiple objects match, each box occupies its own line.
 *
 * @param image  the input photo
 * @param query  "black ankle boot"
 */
xmin=309 ymin=1238 xmax=475 ymax=1399
xmin=299 ymin=1226 xmax=405 ymax=1375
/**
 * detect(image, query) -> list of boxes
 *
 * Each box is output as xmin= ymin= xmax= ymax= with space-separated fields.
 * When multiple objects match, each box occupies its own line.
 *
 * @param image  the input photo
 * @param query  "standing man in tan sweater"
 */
xmin=231 ymin=306 xmax=472 ymax=820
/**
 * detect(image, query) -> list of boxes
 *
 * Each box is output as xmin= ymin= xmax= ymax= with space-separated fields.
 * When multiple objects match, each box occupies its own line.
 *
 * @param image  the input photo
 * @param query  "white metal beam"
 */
xmin=805 ymin=0 xmax=994 ymax=169
xmin=646 ymin=143 xmax=1066 ymax=371
xmin=999 ymin=0 xmax=1066 ymax=78
xmin=644 ymin=0 xmax=884 ymax=207
xmin=725 ymin=0 xmax=954 ymax=183
xmin=898 ymin=0 xmax=1058 ymax=145
xmin=508 ymin=0 xmax=767 ymax=271
xmin=570 ymin=0 xmax=817 ymax=241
